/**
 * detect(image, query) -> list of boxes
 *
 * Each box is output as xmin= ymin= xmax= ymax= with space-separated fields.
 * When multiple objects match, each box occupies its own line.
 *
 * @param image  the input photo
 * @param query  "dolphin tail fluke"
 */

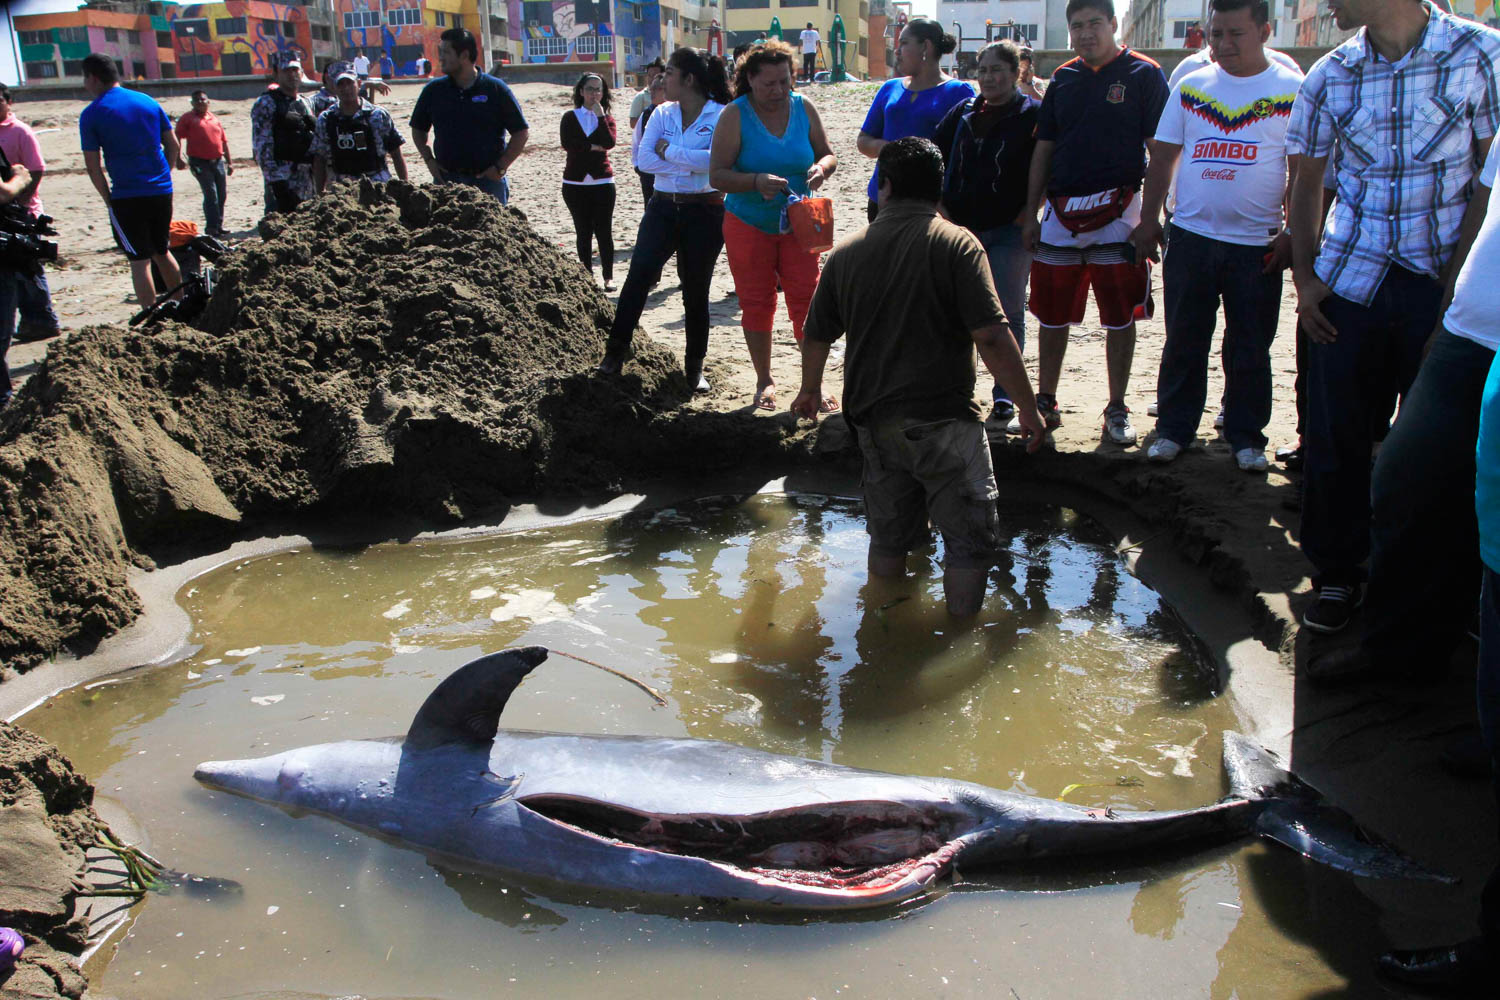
xmin=1221 ymin=731 xmax=1454 ymax=883
xmin=406 ymin=646 xmax=550 ymax=749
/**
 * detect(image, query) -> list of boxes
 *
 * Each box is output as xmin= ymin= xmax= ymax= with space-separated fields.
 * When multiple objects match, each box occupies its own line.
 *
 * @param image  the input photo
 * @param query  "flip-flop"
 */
xmin=819 ymin=395 xmax=840 ymax=414
xmin=752 ymin=386 xmax=777 ymax=411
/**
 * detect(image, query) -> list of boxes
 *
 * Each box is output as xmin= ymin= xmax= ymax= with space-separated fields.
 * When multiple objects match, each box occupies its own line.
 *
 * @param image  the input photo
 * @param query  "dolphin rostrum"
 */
xmin=194 ymin=646 xmax=1448 ymax=910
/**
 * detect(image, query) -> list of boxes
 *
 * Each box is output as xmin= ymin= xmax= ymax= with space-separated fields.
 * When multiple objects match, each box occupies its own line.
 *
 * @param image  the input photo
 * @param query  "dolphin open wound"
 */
xmin=194 ymin=646 xmax=1448 ymax=910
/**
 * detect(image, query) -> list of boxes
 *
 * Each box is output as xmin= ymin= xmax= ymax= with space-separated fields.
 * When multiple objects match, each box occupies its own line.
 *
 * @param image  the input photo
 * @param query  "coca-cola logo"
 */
xmin=1202 ymin=167 xmax=1238 ymax=181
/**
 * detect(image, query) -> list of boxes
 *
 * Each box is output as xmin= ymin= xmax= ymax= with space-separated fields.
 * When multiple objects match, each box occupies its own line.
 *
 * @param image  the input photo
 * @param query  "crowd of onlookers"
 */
xmin=2 ymin=0 xmax=1498 ymax=987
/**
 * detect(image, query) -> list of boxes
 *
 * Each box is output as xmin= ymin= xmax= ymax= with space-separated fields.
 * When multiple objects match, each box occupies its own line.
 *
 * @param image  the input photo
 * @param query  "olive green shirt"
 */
xmin=803 ymin=200 xmax=1006 ymax=426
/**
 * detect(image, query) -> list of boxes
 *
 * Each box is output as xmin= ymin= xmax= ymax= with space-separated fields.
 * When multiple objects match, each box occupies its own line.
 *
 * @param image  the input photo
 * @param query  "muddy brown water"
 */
xmin=22 ymin=493 xmax=1363 ymax=998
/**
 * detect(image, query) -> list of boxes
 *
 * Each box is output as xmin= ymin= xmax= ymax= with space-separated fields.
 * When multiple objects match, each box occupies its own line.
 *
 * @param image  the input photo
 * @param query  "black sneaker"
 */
xmin=1302 ymin=582 xmax=1362 ymax=634
xmin=597 ymin=353 xmax=624 ymax=375
xmin=988 ymin=398 xmax=1015 ymax=425
xmin=1276 ymin=443 xmax=1304 ymax=471
xmin=1035 ymin=392 xmax=1062 ymax=430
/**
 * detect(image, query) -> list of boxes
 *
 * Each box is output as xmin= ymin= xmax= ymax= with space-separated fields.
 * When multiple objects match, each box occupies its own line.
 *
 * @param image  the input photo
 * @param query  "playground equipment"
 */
xmin=830 ymin=13 xmax=847 ymax=82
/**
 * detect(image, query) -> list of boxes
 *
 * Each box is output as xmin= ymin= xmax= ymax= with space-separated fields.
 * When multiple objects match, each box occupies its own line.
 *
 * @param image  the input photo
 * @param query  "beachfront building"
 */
xmin=15 ymin=1 xmax=177 ymax=82
xmin=13 ymin=0 xmax=335 ymax=83
xmin=866 ymin=0 xmax=901 ymax=79
xmin=938 ymin=0 xmax=1063 ymax=73
xmin=167 ymin=2 xmax=316 ymax=77
xmin=720 ymin=2 xmax=871 ymax=79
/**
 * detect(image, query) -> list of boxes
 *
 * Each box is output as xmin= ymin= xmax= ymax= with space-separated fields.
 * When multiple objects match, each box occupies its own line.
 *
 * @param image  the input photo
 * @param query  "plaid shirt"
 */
xmin=1286 ymin=4 xmax=1500 ymax=305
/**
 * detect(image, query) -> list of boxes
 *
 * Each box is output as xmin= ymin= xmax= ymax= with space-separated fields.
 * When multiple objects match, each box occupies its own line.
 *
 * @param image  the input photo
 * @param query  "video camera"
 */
xmin=0 ymin=201 xmax=58 ymax=270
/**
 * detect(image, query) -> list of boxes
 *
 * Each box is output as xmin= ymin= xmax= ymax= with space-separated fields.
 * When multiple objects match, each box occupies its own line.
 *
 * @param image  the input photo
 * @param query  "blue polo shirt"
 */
xmin=79 ymin=85 xmax=173 ymax=199
xmin=1036 ymin=47 xmax=1169 ymax=196
xmin=410 ymin=71 xmax=529 ymax=174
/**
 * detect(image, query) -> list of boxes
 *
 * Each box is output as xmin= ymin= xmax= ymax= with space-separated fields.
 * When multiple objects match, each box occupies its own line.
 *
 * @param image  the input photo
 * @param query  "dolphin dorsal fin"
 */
xmin=406 ymin=646 xmax=549 ymax=749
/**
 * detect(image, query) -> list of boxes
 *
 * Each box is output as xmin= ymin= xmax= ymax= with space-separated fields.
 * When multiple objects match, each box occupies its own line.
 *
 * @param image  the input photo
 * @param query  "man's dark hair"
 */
xmin=1065 ymin=0 xmax=1115 ymax=21
xmin=976 ymin=38 xmax=1022 ymax=73
xmin=0 ymin=85 xmax=13 ymax=104
xmin=806 ymin=21 xmax=813 ymax=29
xmin=81 ymin=52 xmax=119 ymax=85
xmin=644 ymin=56 xmax=666 ymax=73
xmin=1209 ymin=0 xmax=1270 ymax=25
xmin=876 ymin=136 xmax=943 ymax=204
xmin=440 ymin=28 xmax=479 ymax=63
xmin=190 ymin=88 xmax=208 ymax=101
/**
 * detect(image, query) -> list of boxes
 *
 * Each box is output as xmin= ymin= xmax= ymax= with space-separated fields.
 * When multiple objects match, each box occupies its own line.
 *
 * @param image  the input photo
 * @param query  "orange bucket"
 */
xmin=785 ymin=195 xmax=834 ymax=253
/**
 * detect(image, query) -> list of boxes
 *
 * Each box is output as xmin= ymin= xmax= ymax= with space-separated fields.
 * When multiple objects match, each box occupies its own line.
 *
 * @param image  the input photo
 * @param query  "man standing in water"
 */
xmin=793 ymin=137 xmax=1045 ymax=616
xmin=410 ymin=28 xmax=530 ymax=204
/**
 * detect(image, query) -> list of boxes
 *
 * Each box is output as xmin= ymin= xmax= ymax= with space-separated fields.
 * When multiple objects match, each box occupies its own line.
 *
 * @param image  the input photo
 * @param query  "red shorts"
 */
xmin=1028 ymin=242 xmax=1153 ymax=330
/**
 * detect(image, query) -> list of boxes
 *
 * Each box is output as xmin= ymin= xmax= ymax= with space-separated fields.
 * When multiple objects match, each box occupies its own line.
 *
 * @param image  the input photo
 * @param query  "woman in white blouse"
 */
xmin=597 ymin=47 xmax=733 ymax=393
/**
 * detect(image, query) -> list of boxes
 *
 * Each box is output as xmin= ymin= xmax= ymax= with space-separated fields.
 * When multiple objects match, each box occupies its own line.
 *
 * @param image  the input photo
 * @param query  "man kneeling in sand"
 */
xmin=792 ymin=137 xmax=1045 ymax=615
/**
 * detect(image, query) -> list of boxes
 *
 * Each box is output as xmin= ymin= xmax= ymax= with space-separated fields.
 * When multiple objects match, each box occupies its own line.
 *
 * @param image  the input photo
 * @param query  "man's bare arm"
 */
xmin=1289 ymin=153 xmax=1337 ymax=343
xmin=791 ymin=338 xmax=834 ymax=420
xmin=973 ymin=320 xmax=1044 ymax=452
xmin=83 ymin=150 xmax=111 ymax=203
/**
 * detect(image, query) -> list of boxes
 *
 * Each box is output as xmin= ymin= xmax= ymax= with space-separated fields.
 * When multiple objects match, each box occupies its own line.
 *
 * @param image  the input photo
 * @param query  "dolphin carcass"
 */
xmin=194 ymin=646 xmax=1447 ymax=910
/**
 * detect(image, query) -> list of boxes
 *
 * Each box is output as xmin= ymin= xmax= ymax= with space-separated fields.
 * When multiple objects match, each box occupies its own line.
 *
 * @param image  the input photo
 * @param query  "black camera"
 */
xmin=0 ymin=202 xmax=57 ymax=269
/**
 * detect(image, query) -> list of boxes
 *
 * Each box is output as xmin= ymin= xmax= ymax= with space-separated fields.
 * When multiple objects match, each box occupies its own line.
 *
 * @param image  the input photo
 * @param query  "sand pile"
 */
xmin=0 ymin=721 xmax=98 ymax=999
xmin=0 ymin=181 xmax=797 ymax=673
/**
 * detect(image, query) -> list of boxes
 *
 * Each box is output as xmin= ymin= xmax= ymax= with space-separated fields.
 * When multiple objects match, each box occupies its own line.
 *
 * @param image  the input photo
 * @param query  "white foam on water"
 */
xmin=709 ymin=652 xmax=739 ymax=664
xmin=382 ymin=600 xmax=412 ymax=620
xmin=489 ymin=589 xmax=570 ymax=624
xmin=225 ymin=647 xmax=261 ymax=658
xmin=469 ymin=586 xmax=498 ymax=601
xmin=250 ymin=694 xmax=284 ymax=706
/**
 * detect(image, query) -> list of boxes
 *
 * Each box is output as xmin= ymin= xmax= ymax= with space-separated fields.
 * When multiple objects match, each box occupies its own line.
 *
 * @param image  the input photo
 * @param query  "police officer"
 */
xmin=251 ymin=52 xmax=316 ymax=213
xmin=313 ymin=67 xmax=409 ymax=191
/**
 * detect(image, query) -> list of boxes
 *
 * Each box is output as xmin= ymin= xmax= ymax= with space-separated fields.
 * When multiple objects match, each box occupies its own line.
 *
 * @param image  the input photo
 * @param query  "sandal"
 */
xmin=752 ymin=385 xmax=777 ymax=411
xmin=819 ymin=395 xmax=840 ymax=414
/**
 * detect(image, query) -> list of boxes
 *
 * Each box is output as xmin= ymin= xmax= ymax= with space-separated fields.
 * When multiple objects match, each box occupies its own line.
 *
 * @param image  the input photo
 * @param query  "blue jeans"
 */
xmin=1478 ymin=566 xmax=1500 ymax=946
xmin=0 ymin=269 xmax=19 ymax=405
xmin=974 ymin=224 xmax=1031 ymax=404
xmin=1302 ymin=266 xmax=1442 ymax=585
xmin=1158 ymin=225 xmax=1280 ymax=451
xmin=446 ymin=173 xmax=509 ymax=204
xmin=1360 ymin=329 xmax=1494 ymax=667
xmin=189 ymin=157 xmax=227 ymax=234
xmin=606 ymin=195 xmax=725 ymax=363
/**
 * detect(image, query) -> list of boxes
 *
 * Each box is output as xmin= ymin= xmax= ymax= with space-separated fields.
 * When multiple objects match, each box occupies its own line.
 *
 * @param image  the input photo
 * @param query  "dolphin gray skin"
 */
xmin=194 ymin=646 xmax=1448 ymax=910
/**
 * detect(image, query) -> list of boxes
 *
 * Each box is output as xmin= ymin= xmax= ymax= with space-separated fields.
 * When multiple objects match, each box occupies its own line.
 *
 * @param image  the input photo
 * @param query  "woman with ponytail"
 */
xmin=856 ymin=17 xmax=972 ymax=223
xmin=598 ymin=47 xmax=732 ymax=392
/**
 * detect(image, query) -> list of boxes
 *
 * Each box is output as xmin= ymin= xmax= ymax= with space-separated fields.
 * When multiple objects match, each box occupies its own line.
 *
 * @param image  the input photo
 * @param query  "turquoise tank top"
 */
xmin=725 ymin=92 xmax=815 ymax=235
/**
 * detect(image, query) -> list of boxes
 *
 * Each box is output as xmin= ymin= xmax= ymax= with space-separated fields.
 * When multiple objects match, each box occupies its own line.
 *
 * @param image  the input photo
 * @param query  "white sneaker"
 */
xmin=1235 ymin=447 xmax=1268 ymax=472
xmin=1214 ymin=408 xmax=1225 ymax=430
xmin=1147 ymin=400 xmax=1159 ymax=417
xmin=1103 ymin=403 xmax=1136 ymax=446
xmin=1147 ymin=438 xmax=1182 ymax=463
xmin=1005 ymin=413 xmax=1024 ymax=434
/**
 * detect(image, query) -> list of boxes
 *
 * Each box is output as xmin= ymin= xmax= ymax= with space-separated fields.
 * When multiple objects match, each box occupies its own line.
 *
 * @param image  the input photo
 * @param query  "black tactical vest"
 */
xmin=268 ymin=88 xmax=314 ymax=165
xmin=329 ymin=108 xmax=382 ymax=176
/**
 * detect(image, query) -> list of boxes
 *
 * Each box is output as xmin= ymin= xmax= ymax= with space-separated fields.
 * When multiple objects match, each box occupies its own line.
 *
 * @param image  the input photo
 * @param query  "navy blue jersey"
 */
xmin=1036 ymin=47 xmax=1169 ymax=197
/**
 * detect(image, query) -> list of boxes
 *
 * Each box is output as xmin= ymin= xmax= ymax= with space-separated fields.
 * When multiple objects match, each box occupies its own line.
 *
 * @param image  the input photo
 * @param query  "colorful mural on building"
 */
xmin=335 ymin=0 xmax=479 ymax=77
xmin=506 ymin=0 xmax=654 ymax=70
xmin=162 ymin=2 xmax=312 ymax=77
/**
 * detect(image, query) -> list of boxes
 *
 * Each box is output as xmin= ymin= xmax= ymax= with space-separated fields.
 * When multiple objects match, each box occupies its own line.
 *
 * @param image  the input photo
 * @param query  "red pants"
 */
xmin=722 ymin=211 xmax=821 ymax=340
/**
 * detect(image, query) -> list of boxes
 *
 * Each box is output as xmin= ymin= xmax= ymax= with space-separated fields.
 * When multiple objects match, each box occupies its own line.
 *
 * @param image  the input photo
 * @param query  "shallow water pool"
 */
xmin=22 ymin=492 xmax=1379 ymax=998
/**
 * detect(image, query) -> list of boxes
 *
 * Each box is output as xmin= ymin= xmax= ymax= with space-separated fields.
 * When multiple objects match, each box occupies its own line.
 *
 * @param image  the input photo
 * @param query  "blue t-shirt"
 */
xmin=725 ymin=93 xmax=815 ymax=234
xmin=1036 ymin=47 xmax=1169 ymax=196
xmin=1477 ymin=351 xmax=1500 ymax=572
xmin=79 ymin=86 xmax=173 ymax=199
xmin=859 ymin=77 xmax=974 ymax=200
xmin=410 ymin=72 xmax=529 ymax=174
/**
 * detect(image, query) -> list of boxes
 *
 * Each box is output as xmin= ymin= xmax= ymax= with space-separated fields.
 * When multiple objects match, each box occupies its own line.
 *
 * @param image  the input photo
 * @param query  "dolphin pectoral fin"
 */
xmin=1220 ymin=731 xmax=1453 ymax=883
xmin=471 ymin=771 xmax=525 ymax=816
xmin=406 ymin=647 xmax=550 ymax=749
